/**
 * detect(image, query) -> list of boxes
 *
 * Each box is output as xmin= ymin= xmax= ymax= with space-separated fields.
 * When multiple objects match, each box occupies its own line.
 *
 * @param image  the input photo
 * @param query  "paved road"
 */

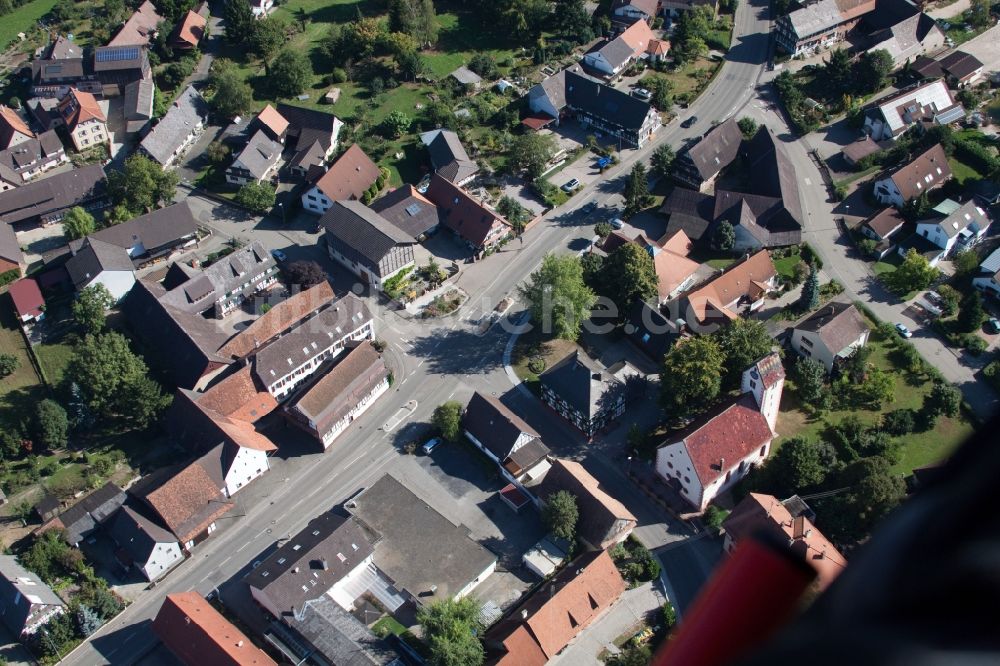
xmin=62 ymin=0 xmax=776 ymax=661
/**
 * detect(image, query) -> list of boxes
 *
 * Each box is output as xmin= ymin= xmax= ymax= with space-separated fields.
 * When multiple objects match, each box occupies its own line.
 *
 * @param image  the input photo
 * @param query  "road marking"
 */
xmin=804 ymin=177 xmax=812 ymax=186
xmin=220 ymin=555 xmax=232 ymax=566
xmin=124 ymin=634 xmax=135 ymax=644
xmin=237 ymin=542 xmax=250 ymax=552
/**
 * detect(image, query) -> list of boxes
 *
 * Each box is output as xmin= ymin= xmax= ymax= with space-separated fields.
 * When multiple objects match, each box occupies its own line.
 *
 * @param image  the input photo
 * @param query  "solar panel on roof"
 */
xmin=96 ymin=46 xmax=139 ymax=62
xmin=405 ymin=203 xmax=422 ymax=216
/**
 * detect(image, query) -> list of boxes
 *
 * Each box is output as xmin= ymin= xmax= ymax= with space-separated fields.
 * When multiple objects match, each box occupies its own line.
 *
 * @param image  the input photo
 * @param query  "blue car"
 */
xmin=596 ymin=156 xmax=612 ymax=169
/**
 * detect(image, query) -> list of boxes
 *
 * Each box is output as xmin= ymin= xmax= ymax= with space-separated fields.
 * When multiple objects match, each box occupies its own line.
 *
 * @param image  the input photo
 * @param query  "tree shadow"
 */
xmin=406 ymin=326 xmax=505 ymax=375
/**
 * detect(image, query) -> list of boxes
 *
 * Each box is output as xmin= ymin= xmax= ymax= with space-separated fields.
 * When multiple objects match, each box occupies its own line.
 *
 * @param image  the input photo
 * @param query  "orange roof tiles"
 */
xmin=313 ymin=144 xmax=380 ymax=201
xmin=143 ymin=464 xmax=233 ymax=544
xmin=174 ymin=9 xmax=207 ymax=47
xmin=255 ymin=104 xmax=289 ymax=138
xmin=619 ymin=19 xmax=656 ymax=56
xmin=108 ymin=0 xmax=163 ymax=46
xmin=153 ymin=591 xmax=278 ymax=666
xmin=197 ymin=366 xmax=279 ymax=423
xmin=59 ymin=89 xmax=106 ymax=129
xmin=724 ymin=493 xmax=847 ymax=589
xmin=647 ymin=38 xmax=671 ymax=56
xmin=685 ymin=250 xmax=776 ymax=323
xmin=0 ymin=105 xmax=34 ymax=145
xmin=217 ymin=281 xmax=336 ymax=359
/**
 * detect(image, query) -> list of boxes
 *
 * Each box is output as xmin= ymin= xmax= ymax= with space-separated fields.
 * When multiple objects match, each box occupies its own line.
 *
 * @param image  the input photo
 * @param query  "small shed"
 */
xmin=324 ymin=88 xmax=341 ymax=104
xmin=449 ymin=66 xmax=483 ymax=89
xmin=34 ymin=493 xmax=61 ymax=522
xmin=521 ymin=536 xmax=568 ymax=578
xmin=9 ymin=278 xmax=45 ymax=324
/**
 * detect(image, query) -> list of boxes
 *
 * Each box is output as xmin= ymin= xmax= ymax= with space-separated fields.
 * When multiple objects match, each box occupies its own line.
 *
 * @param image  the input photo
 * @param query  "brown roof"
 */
xmin=140 ymin=464 xmax=233 ymax=544
xmin=535 ymin=459 xmax=636 ymax=549
xmin=487 ymin=550 xmax=626 ymax=663
xmin=424 ymin=173 xmax=510 ymax=248
xmin=462 ymin=391 xmax=540 ymax=461
xmin=288 ymin=341 xmax=388 ymax=437
xmin=723 ymin=493 xmax=847 ymax=589
xmin=841 ymin=136 xmax=882 ymax=163
xmin=217 ymin=282 xmax=335 ymax=359
xmin=108 ymin=0 xmax=163 ymax=46
xmin=0 ymin=106 xmax=34 ymax=148
xmin=939 ymin=50 xmax=984 ymax=81
xmin=618 ymin=18 xmax=656 ymax=55
xmin=313 ymin=144 xmax=380 ymax=202
xmin=888 ymin=143 xmax=951 ymax=202
xmin=197 ymin=366 xmax=279 ymax=423
xmin=863 ymin=207 xmax=906 ymax=239
xmin=677 ymin=118 xmax=743 ymax=184
xmin=153 ymin=591 xmax=278 ymax=666
xmin=612 ymin=0 xmax=659 ymax=16
xmin=647 ymin=38 xmax=671 ymax=56
xmin=794 ymin=302 xmax=869 ymax=356
xmin=255 ymin=104 xmax=289 ymax=138
xmin=684 ymin=250 xmax=776 ymax=323
xmin=666 ymin=393 xmax=774 ymax=487
xmin=174 ymin=9 xmax=207 ymax=47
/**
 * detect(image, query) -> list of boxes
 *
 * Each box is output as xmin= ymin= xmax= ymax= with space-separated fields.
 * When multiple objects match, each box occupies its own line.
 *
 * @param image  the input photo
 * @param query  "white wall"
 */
xmin=529 ymin=89 xmax=561 ymax=121
xmin=224 ymin=447 xmax=270 ymax=497
xmin=89 ymin=270 xmax=136 ymax=302
xmin=266 ymin=319 xmax=374 ymax=398
xmin=302 ymin=186 xmax=332 ymax=214
xmin=327 ymin=554 xmax=375 ymax=610
xmin=142 ymin=541 xmax=184 ymax=581
xmin=655 ymin=441 xmax=703 ymax=509
xmin=454 ymin=560 xmax=496 ymax=600
xmin=318 ymin=377 xmax=389 ymax=449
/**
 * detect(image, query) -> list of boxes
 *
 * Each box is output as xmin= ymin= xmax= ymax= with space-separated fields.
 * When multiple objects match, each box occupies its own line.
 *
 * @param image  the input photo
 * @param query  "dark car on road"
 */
xmin=681 ymin=115 xmax=698 ymax=128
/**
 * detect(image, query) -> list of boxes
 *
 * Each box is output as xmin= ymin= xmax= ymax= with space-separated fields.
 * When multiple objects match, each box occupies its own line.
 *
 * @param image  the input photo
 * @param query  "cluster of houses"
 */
xmin=775 ymin=0 xmax=945 ymax=65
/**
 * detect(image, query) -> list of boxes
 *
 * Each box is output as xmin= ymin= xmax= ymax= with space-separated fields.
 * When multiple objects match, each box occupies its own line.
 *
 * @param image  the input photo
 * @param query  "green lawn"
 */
xmin=658 ymin=57 xmax=721 ymax=100
xmin=0 ymin=0 xmax=59 ymax=50
xmin=948 ymin=157 xmax=983 ymax=185
xmin=0 ymin=297 xmax=41 ymax=400
xmin=706 ymin=258 xmax=736 ymax=270
xmin=35 ymin=341 xmax=74 ymax=387
xmin=773 ymin=252 xmax=803 ymax=280
xmin=777 ymin=327 xmax=974 ymax=475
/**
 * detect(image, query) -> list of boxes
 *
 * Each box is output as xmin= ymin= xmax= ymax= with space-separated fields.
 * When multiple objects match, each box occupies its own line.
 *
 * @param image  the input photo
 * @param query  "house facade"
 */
xmin=539 ymin=352 xmax=627 ymax=437
xmin=301 ymin=144 xmax=379 ymax=214
xmin=284 ymin=341 xmax=391 ymax=449
xmin=864 ymin=79 xmax=960 ymax=141
xmin=58 ymin=89 xmax=108 ymax=152
xmin=9 ymin=278 xmax=45 ymax=324
xmin=139 ymin=85 xmax=207 ymax=167
xmin=321 ymin=201 xmax=416 ymax=290
xmin=874 ymin=144 xmax=951 ymax=208
xmin=463 ymin=391 xmax=551 ymax=486
xmin=972 ymin=247 xmax=1000 ymax=298
xmin=0 ymin=131 xmax=68 ymax=189
xmin=656 ymin=353 xmax=784 ymax=511
xmin=423 ymin=173 xmax=510 ymax=253
xmin=775 ymin=0 xmax=876 ymax=56
xmin=108 ymin=505 xmax=184 ymax=582
xmin=226 ymin=129 xmax=282 ymax=186
xmin=0 ymin=556 xmax=65 ymax=637
xmin=790 ymin=302 xmax=870 ymax=373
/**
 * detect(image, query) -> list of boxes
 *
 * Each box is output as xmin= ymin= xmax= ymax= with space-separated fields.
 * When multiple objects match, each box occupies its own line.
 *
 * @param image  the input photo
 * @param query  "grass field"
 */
xmin=773 ymin=252 xmax=803 ymax=280
xmin=0 ymin=296 xmax=41 ymax=400
xmin=948 ymin=156 xmax=984 ymax=185
xmin=777 ymin=327 xmax=974 ymax=475
xmin=0 ymin=0 xmax=59 ymax=51
xmin=35 ymin=341 xmax=74 ymax=386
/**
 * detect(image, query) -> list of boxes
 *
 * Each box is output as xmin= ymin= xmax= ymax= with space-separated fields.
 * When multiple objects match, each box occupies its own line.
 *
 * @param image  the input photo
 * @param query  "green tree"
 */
xmin=205 ymin=141 xmax=231 ymax=165
xmin=857 ymin=365 xmax=895 ymax=408
xmin=822 ymin=456 xmax=905 ymax=543
xmin=72 ymin=284 xmax=115 ymax=336
xmin=600 ymin=243 xmax=658 ymax=312
xmin=509 ymin=132 xmax=556 ymax=178
xmin=76 ymin=605 xmax=102 ymax=637
xmin=799 ymin=263 xmax=819 ymax=311
xmin=650 ymin=143 xmax=676 ymax=179
xmin=381 ymin=110 xmax=412 ymax=138
xmin=467 ymin=53 xmax=499 ymax=79
xmin=660 ymin=337 xmax=724 ymax=417
xmin=703 ymin=505 xmax=729 ymax=530
xmin=792 ymin=357 xmax=826 ymax=402
xmin=34 ymin=400 xmax=68 ymax=450
xmin=224 ymin=0 xmax=255 ymax=44
xmin=432 ymin=401 xmax=463 ymax=442
xmin=67 ymin=332 xmax=170 ymax=425
xmin=542 ymin=490 xmax=579 ymax=540
xmin=249 ymin=16 xmax=286 ymax=60
xmin=952 ymin=249 xmax=980 ymax=279
xmin=553 ymin=0 xmax=594 ymax=43
xmin=824 ymin=48 xmax=852 ymax=93
xmin=855 ymin=49 xmax=893 ymax=93
xmin=623 ymin=162 xmax=652 ymax=217
xmin=0 ymin=353 xmax=18 ymax=378
xmin=269 ymin=48 xmax=313 ymax=98
xmin=235 ymin=181 xmax=276 ymax=212
xmin=843 ymin=344 xmax=872 ymax=384
xmin=208 ymin=60 xmax=254 ymax=120
xmin=417 ymin=597 xmax=484 ymax=666
xmin=765 ymin=436 xmax=826 ymax=496
xmin=497 ymin=196 xmax=529 ymax=234
xmin=388 ymin=0 xmax=439 ymax=45
xmin=519 ymin=254 xmax=596 ymax=341
xmin=957 ymin=291 xmax=986 ymax=333
xmin=970 ymin=0 xmax=991 ymax=27
xmin=62 ymin=207 xmax=96 ymax=241
xmin=580 ymin=251 xmax=604 ymax=288
xmin=715 ymin=318 xmax=773 ymax=385
xmin=107 ymin=154 xmax=179 ymax=218
xmin=923 ymin=381 xmax=961 ymax=420
xmin=395 ymin=48 xmax=428 ymax=80
xmin=712 ymin=220 xmax=735 ymax=251
xmin=643 ymin=75 xmax=674 ymax=110
xmin=737 ymin=116 xmax=758 ymax=139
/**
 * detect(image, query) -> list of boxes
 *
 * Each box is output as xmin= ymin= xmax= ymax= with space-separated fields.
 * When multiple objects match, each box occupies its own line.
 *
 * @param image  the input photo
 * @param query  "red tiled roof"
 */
xmin=255 ymin=104 xmax=289 ymax=138
xmin=684 ymin=250 xmax=776 ymax=323
xmin=142 ymin=464 xmax=233 ymax=544
xmin=217 ymin=282 xmax=336 ymax=359
xmin=0 ymin=105 xmax=34 ymax=145
xmin=499 ymin=483 xmax=531 ymax=509
xmin=487 ymin=550 xmax=626 ymax=662
xmin=174 ymin=9 xmax=207 ymax=47
xmin=424 ymin=173 xmax=510 ymax=248
xmin=153 ymin=591 xmax=278 ymax=666
xmin=521 ymin=114 xmax=555 ymax=130
xmin=675 ymin=394 xmax=774 ymax=487
xmin=723 ymin=493 xmax=847 ymax=589
xmin=313 ymin=144 xmax=380 ymax=201
xmin=59 ymin=88 xmax=106 ymax=129
xmin=9 ymin=278 xmax=44 ymax=318
xmin=619 ymin=19 xmax=656 ymax=56
xmin=108 ymin=0 xmax=163 ymax=46
xmin=197 ymin=366 xmax=279 ymax=423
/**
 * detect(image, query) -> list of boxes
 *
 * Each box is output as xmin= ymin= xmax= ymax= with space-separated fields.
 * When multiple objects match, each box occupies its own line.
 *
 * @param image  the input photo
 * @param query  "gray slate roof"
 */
xmin=370 ymin=185 xmax=443 ymax=239
xmin=109 ymin=504 xmax=178 ymax=564
xmin=421 ymin=129 xmax=479 ymax=184
xmin=0 ymin=556 xmax=64 ymax=635
xmin=124 ymin=79 xmax=154 ymax=132
xmin=158 ymin=240 xmax=275 ymax=314
xmin=231 ymin=129 xmax=282 ymax=180
xmin=140 ymin=85 xmax=206 ymax=165
xmin=76 ymin=201 xmax=199 ymax=257
xmin=540 ymin=351 xmax=624 ymax=420
xmin=565 ymin=70 xmax=654 ymax=132
xmin=0 ymin=220 xmax=23 ymax=265
xmin=0 ymin=164 xmax=106 ymax=225
xmin=590 ymin=36 xmax=636 ymax=71
xmin=54 ymin=482 xmax=126 ymax=545
xmin=677 ymin=118 xmax=744 ymax=184
xmin=287 ymin=595 xmax=399 ymax=665
xmin=65 ymin=238 xmax=134 ymax=288
xmin=450 ymin=66 xmax=483 ymax=85
xmin=321 ymin=200 xmax=416 ymax=268
xmin=244 ymin=511 xmax=374 ymax=617
xmin=350 ymin=474 xmax=497 ymax=602
xmin=253 ymin=293 xmax=372 ymax=383
xmin=794 ymin=301 xmax=869 ymax=356
xmin=462 ymin=391 xmax=540 ymax=461
xmin=276 ymin=103 xmax=340 ymax=168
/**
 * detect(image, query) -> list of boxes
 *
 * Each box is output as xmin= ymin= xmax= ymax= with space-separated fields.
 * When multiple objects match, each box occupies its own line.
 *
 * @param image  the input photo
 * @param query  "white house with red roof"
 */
xmin=9 ymin=278 xmax=45 ymax=324
xmin=655 ymin=352 xmax=784 ymax=511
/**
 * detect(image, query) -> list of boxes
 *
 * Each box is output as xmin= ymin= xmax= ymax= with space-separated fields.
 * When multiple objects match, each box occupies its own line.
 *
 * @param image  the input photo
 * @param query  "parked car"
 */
xmin=681 ymin=115 xmax=698 ymax=128
xmin=610 ymin=218 xmax=625 ymax=230
xmin=631 ymin=88 xmax=652 ymax=101
xmin=596 ymin=156 xmax=612 ymax=169
xmin=581 ymin=200 xmax=598 ymax=213
xmin=422 ymin=438 xmax=442 ymax=455
xmin=926 ymin=290 xmax=944 ymax=306
xmin=895 ymin=323 xmax=913 ymax=338
xmin=270 ymin=249 xmax=287 ymax=262
xmin=987 ymin=318 xmax=1000 ymax=334
xmin=561 ymin=178 xmax=581 ymax=192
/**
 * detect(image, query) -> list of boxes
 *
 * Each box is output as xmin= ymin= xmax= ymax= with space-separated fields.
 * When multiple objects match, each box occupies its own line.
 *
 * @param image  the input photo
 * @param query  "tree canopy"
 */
xmin=715 ymin=318 xmax=773 ymax=386
xmin=542 ymin=490 xmax=579 ymax=541
xmin=885 ymin=248 xmax=938 ymax=295
xmin=650 ymin=144 xmax=676 ymax=179
xmin=208 ymin=59 xmax=254 ymax=120
xmin=34 ymin=400 xmax=69 ymax=450
xmin=235 ymin=181 xmax=276 ymax=213
xmin=269 ymin=48 xmax=313 ymax=98
xmin=660 ymin=337 xmax=724 ymax=418
xmin=417 ymin=597 xmax=485 ymax=666
xmin=432 ymin=401 xmax=463 ymax=442
xmin=599 ymin=243 xmax=658 ymax=314
xmin=71 ymin=284 xmax=115 ymax=336
xmin=762 ymin=436 xmax=826 ymax=497
xmin=107 ymin=154 xmax=179 ymax=220
xmin=519 ymin=254 xmax=596 ymax=341
xmin=388 ymin=0 xmax=439 ymax=45
xmin=283 ymin=260 xmax=327 ymax=289
xmin=509 ymin=133 xmax=556 ymax=178
xmin=623 ymin=162 xmax=652 ymax=217
xmin=62 ymin=207 xmax=96 ymax=241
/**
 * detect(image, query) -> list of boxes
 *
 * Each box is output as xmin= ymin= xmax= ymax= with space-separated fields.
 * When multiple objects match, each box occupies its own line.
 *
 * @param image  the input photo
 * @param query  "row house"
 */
xmin=301 ymin=144 xmax=379 ymax=215
xmin=873 ymin=143 xmax=952 ymax=208
xmin=108 ymin=505 xmax=184 ymax=582
xmin=0 ymin=131 xmax=67 ymax=191
xmin=139 ymin=85 xmax=207 ymax=167
xmin=321 ymin=200 xmax=416 ymax=290
xmin=462 ymin=391 xmax=552 ymax=487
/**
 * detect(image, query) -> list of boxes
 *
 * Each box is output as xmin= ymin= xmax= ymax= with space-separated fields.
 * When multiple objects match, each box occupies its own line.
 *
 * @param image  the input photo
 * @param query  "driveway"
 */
xmin=944 ymin=21 xmax=1000 ymax=75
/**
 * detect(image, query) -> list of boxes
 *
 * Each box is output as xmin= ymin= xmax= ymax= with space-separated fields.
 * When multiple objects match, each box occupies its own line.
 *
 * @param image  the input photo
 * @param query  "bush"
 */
xmin=882 ymin=408 xmax=916 ymax=435
xmin=964 ymin=334 xmax=988 ymax=355
xmin=331 ymin=67 xmax=347 ymax=83
xmin=527 ymin=358 xmax=546 ymax=374
xmin=984 ymin=360 xmax=1000 ymax=390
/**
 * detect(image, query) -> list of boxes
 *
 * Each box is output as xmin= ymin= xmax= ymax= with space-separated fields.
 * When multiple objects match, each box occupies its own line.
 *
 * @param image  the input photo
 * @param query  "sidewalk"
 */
xmin=548 ymin=582 xmax=664 ymax=664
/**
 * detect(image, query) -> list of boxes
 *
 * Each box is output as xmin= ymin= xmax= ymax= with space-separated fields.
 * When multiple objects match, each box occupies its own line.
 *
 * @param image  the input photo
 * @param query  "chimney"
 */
xmin=719 ymin=457 xmax=725 ymax=471
xmin=791 ymin=515 xmax=806 ymax=540
xmin=521 ymin=609 xmax=528 ymax=620
xmin=321 ymin=559 xmax=329 ymax=570
xmin=237 ymin=640 xmax=244 ymax=648
xmin=293 ymin=566 xmax=300 ymax=573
